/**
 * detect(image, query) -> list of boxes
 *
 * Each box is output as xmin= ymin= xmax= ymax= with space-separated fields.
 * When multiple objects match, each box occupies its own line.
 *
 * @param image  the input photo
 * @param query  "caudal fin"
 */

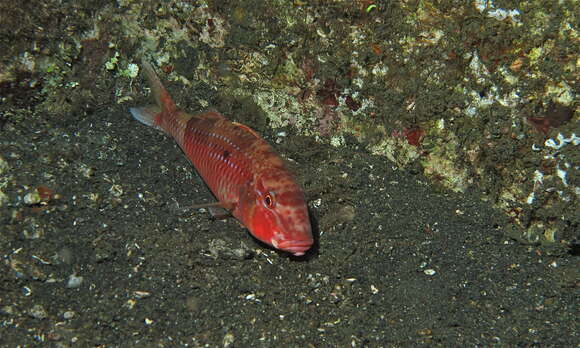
xmin=129 ymin=105 xmax=162 ymax=127
xmin=131 ymin=59 xmax=178 ymax=127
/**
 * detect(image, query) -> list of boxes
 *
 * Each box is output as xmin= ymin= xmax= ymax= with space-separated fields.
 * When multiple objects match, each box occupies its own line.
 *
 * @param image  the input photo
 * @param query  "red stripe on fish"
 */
xmin=130 ymin=60 xmax=313 ymax=256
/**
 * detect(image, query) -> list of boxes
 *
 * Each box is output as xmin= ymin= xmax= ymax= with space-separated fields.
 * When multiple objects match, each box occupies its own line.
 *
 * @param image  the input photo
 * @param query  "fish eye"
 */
xmin=264 ymin=192 xmax=275 ymax=208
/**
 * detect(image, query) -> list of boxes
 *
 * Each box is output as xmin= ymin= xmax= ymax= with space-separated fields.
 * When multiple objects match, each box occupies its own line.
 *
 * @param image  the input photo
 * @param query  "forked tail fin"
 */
xmin=129 ymin=59 xmax=178 ymax=128
xmin=140 ymin=59 xmax=177 ymax=114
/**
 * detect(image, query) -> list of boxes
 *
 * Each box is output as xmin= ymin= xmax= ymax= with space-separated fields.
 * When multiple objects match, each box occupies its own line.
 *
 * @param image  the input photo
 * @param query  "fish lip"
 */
xmin=275 ymin=240 xmax=313 ymax=256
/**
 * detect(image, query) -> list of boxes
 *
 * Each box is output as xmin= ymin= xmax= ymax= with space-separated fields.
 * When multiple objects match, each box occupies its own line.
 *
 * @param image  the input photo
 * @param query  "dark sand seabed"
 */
xmin=0 ymin=105 xmax=577 ymax=346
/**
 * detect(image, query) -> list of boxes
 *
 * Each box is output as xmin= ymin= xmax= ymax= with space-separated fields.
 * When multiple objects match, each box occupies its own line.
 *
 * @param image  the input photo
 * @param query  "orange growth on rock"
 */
xmin=403 ymin=127 xmax=425 ymax=147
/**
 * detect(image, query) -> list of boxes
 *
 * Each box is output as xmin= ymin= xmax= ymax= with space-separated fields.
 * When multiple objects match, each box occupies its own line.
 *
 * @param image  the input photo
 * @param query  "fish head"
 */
xmin=244 ymin=168 xmax=313 ymax=256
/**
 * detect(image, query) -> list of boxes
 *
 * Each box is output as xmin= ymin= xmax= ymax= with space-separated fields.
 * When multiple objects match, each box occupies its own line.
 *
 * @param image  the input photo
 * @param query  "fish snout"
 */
xmin=273 ymin=239 xmax=313 ymax=256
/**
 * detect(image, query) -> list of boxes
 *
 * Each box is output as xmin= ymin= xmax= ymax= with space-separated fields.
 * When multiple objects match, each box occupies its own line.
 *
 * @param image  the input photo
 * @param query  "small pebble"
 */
xmin=134 ymin=291 xmax=151 ymax=299
xmin=223 ymin=332 xmax=235 ymax=348
xmin=424 ymin=269 xmax=436 ymax=276
xmin=63 ymin=311 xmax=75 ymax=319
xmin=23 ymin=191 xmax=41 ymax=205
xmin=22 ymin=286 xmax=32 ymax=296
xmin=28 ymin=304 xmax=48 ymax=320
xmin=66 ymin=274 xmax=83 ymax=288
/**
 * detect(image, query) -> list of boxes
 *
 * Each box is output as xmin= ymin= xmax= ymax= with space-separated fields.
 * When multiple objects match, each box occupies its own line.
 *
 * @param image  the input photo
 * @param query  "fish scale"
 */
xmin=181 ymin=116 xmax=255 ymax=203
xmin=129 ymin=60 xmax=313 ymax=256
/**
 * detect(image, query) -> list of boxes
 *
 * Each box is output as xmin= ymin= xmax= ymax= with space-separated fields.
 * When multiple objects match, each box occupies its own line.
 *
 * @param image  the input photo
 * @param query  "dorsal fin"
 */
xmin=197 ymin=110 xmax=227 ymax=122
xmin=232 ymin=121 xmax=261 ymax=139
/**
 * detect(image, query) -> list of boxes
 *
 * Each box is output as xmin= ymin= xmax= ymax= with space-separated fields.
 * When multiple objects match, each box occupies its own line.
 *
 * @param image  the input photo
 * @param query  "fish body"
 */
xmin=130 ymin=61 xmax=313 ymax=256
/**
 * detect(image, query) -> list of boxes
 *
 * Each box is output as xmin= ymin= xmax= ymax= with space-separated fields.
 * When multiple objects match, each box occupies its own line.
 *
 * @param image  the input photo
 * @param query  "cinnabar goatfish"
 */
xmin=129 ymin=60 xmax=313 ymax=256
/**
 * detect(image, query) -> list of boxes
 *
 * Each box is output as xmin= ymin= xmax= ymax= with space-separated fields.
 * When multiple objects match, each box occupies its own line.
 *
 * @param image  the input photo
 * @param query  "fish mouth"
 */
xmin=275 ymin=240 xmax=313 ymax=256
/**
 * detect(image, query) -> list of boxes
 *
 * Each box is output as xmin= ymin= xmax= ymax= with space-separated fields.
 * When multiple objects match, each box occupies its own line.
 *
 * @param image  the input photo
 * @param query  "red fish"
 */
xmin=130 ymin=60 xmax=313 ymax=256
